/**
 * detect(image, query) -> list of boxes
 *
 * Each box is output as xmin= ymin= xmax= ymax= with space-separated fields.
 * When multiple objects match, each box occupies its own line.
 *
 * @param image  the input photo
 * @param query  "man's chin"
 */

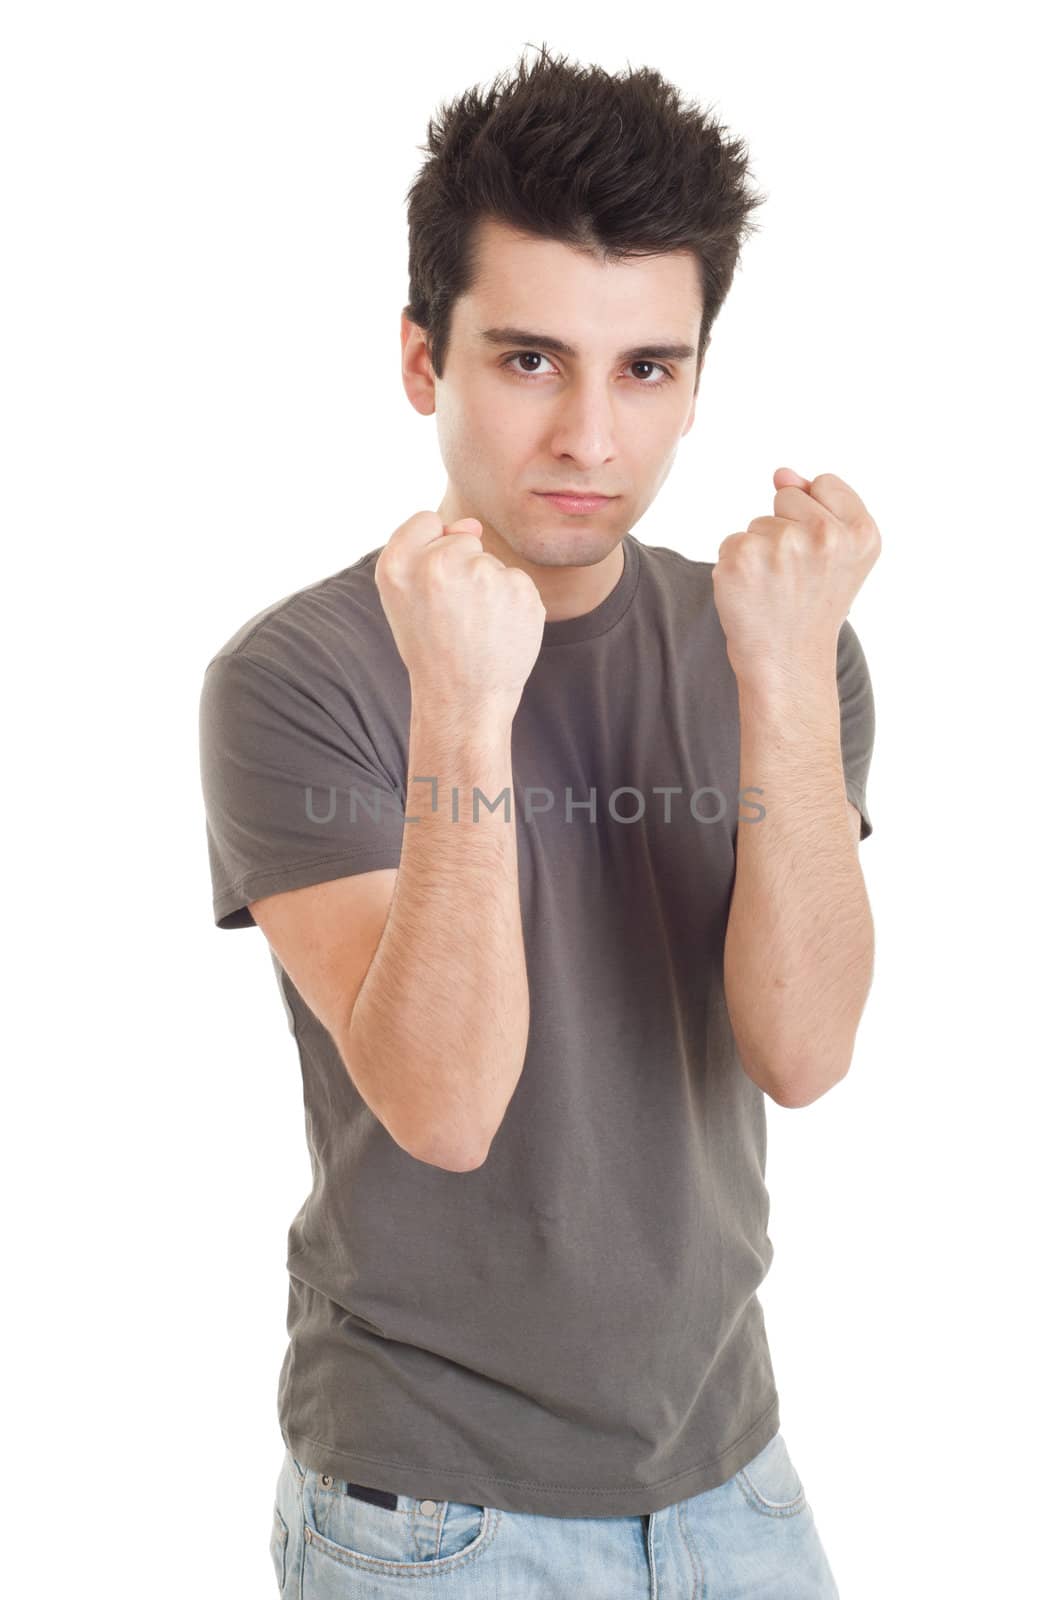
xmin=510 ymin=530 xmax=625 ymax=571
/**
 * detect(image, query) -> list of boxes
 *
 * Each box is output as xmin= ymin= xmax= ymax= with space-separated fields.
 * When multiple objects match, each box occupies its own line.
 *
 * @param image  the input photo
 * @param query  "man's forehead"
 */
xmin=458 ymin=222 xmax=702 ymax=346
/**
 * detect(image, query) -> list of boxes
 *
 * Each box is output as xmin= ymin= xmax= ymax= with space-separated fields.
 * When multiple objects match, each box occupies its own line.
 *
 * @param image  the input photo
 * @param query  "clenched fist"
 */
xmin=711 ymin=468 xmax=881 ymax=686
xmin=375 ymin=511 xmax=547 ymax=719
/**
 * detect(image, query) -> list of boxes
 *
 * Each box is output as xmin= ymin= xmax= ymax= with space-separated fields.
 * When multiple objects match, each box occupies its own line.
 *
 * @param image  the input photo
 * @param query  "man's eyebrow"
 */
xmin=478 ymin=326 xmax=697 ymax=363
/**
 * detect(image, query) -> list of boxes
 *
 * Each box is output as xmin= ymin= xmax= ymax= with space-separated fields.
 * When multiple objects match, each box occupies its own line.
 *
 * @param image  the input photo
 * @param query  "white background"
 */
xmin=5 ymin=4 xmax=1060 ymax=1595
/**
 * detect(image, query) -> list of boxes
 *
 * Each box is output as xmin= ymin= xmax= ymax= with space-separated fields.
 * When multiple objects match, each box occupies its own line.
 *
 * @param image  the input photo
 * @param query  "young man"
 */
xmin=200 ymin=45 xmax=877 ymax=1598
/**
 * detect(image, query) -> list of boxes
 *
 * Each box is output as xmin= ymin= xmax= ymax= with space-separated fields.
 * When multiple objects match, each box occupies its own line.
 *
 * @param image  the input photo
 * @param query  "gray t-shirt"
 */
xmin=198 ymin=531 xmax=875 ymax=1517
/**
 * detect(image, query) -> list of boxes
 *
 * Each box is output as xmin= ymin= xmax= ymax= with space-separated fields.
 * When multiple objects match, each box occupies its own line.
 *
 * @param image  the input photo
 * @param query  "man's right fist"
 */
xmin=374 ymin=512 xmax=547 ymax=718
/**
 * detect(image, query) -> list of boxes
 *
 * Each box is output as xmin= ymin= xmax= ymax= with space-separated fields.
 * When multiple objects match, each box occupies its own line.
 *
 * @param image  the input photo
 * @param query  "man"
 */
xmin=200 ymin=44 xmax=876 ymax=1598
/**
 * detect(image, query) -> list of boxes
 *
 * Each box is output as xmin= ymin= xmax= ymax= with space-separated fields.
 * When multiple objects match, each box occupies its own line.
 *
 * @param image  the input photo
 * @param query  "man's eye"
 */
xmin=503 ymin=352 xmax=559 ymax=378
xmin=627 ymin=360 xmax=673 ymax=385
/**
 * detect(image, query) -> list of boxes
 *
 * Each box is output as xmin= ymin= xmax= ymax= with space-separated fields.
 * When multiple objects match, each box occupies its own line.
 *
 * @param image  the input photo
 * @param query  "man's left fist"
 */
xmin=711 ymin=468 xmax=881 ymax=685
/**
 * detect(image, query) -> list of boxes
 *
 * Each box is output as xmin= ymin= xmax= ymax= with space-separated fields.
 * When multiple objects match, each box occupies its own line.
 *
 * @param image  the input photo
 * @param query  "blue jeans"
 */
xmin=269 ymin=1429 xmax=840 ymax=1596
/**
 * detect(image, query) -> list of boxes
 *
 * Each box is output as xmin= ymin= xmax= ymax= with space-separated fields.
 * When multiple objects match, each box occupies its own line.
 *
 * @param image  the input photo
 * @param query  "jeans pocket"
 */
xmin=736 ymin=1431 xmax=807 ymax=1517
xmin=302 ymin=1467 xmax=496 ymax=1574
xmin=270 ymin=1502 xmax=289 ymax=1591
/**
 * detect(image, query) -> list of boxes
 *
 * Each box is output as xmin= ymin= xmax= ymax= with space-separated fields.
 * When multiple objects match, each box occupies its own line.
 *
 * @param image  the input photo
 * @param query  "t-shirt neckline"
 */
xmin=539 ymin=534 xmax=642 ymax=647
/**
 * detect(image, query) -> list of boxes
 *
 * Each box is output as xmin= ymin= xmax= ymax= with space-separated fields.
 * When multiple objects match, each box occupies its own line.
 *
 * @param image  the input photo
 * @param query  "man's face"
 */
xmin=404 ymin=217 xmax=703 ymax=571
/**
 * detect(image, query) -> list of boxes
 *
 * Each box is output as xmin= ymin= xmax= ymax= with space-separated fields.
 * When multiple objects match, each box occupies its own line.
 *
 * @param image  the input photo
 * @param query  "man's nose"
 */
xmin=547 ymin=379 xmax=619 ymax=466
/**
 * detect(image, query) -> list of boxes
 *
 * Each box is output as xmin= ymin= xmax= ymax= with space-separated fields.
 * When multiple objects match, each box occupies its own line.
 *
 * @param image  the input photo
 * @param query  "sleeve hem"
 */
xmin=845 ymin=781 xmax=873 ymax=842
xmin=212 ymin=845 xmax=405 ymax=929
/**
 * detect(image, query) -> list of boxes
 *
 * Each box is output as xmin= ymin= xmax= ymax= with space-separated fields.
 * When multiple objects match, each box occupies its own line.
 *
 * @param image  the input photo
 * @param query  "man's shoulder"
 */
xmin=203 ymin=547 xmax=389 ymax=682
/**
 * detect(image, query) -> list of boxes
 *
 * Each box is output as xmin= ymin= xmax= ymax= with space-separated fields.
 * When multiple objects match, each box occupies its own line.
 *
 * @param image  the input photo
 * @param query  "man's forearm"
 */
xmin=724 ymin=660 xmax=874 ymax=1106
xmin=345 ymin=693 xmax=529 ymax=1170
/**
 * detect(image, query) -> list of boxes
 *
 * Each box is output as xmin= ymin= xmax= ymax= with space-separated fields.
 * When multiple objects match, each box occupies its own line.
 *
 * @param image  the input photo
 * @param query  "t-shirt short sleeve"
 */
xmin=837 ymin=619 xmax=875 ymax=841
xmin=199 ymin=650 xmax=408 ymax=929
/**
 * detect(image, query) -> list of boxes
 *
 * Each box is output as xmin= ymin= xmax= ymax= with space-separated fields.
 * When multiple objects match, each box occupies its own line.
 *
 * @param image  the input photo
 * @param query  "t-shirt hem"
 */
xmin=279 ymin=1392 xmax=780 ymax=1519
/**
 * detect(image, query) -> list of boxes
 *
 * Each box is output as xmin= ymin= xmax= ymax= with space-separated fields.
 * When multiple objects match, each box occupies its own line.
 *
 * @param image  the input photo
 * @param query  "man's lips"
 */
xmin=533 ymin=490 xmax=619 ymax=512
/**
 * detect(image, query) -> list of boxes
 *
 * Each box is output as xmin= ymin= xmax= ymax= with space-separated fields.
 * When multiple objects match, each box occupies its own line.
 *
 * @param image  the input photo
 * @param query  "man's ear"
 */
xmin=400 ymin=312 xmax=437 ymax=417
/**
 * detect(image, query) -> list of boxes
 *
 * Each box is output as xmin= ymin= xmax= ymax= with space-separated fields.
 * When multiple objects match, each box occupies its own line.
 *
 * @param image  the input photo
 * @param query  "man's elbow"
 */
xmin=406 ymin=1140 xmax=489 ymax=1173
xmin=400 ymin=1101 xmax=508 ymax=1172
xmin=770 ymin=1051 xmax=853 ymax=1108
xmin=400 ymin=1119 xmax=493 ymax=1172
